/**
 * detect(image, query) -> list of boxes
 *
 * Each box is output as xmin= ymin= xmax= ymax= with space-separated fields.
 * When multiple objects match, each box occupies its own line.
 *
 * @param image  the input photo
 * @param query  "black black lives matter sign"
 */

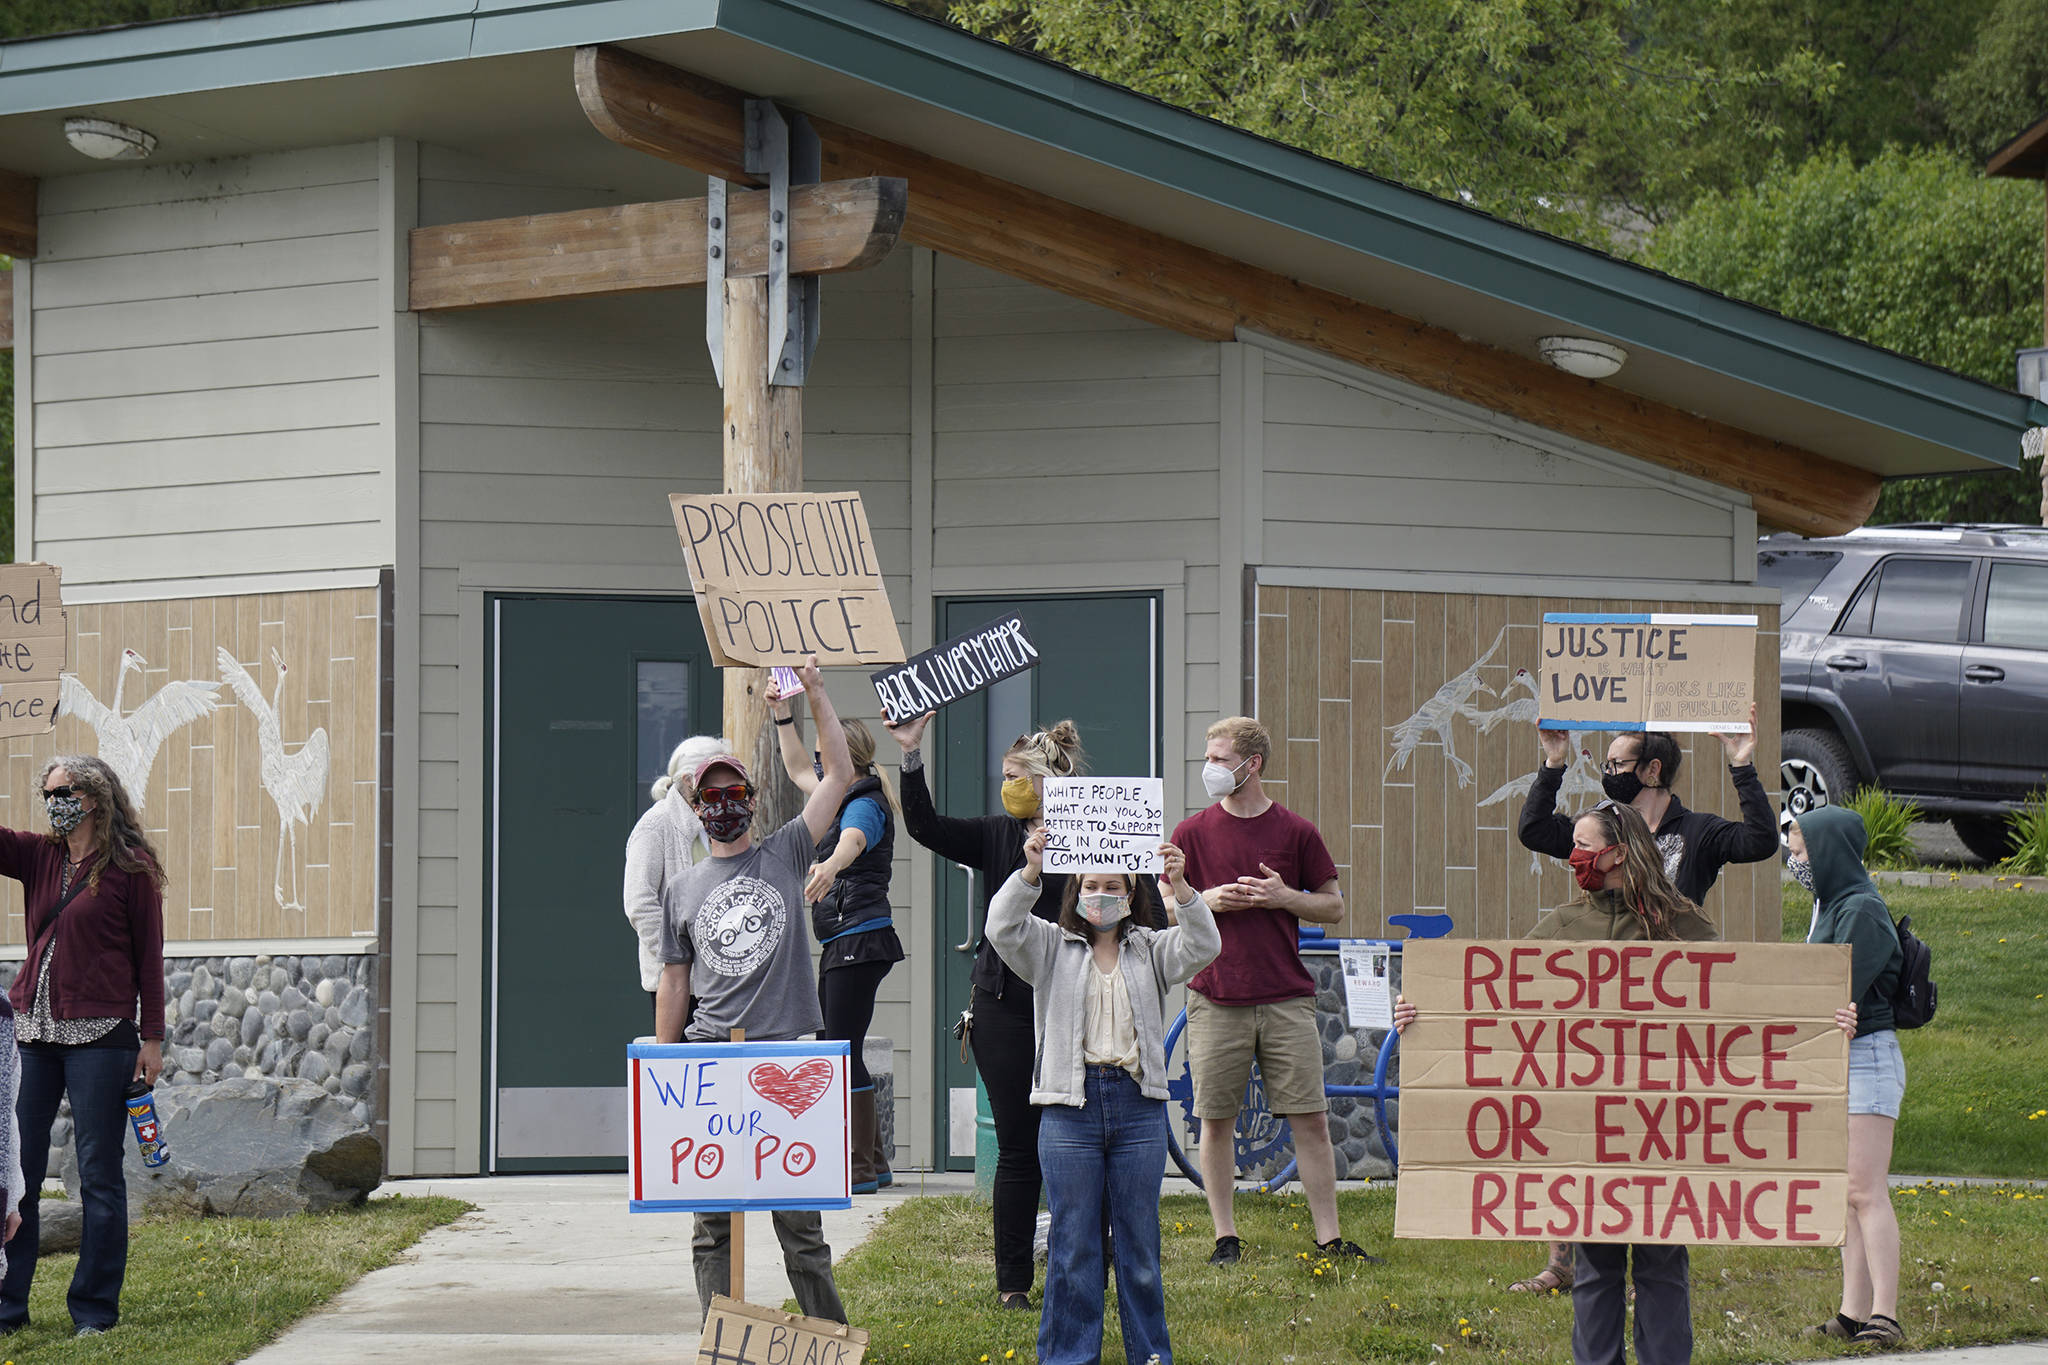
xmin=870 ymin=614 xmax=1039 ymax=719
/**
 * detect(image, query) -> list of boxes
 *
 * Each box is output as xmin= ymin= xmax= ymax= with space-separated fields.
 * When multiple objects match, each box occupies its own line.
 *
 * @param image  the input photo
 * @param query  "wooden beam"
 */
xmin=575 ymin=44 xmax=1880 ymax=536
xmin=0 ymin=269 xmax=13 ymax=351
xmin=407 ymin=176 xmax=905 ymax=311
xmin=0 ymin=169 xmax=35 ymax=260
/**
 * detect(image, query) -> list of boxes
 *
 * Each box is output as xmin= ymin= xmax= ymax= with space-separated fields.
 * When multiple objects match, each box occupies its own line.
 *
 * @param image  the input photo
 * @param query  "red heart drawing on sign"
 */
xmin=749 ymin=1060 xmax=835 ymax=1119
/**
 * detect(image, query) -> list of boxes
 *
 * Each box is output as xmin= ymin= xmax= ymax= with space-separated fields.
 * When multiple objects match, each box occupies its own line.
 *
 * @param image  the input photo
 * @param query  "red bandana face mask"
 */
xmin=1568 ymin=844 xmax=1619 ymax=892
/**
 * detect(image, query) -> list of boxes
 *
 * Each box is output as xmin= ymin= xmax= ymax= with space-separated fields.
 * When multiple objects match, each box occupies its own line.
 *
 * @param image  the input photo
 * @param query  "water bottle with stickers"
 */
xmin=123 ymin=1079 xmax=170 ymax=1168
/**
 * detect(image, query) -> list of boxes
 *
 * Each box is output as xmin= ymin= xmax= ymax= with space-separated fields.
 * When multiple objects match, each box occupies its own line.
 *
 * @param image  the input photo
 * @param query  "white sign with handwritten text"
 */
xmin=1041 ymin=777 xmax=1164 ymax=875
xmin=629 ymin=1040 xmax=850 ymax=1212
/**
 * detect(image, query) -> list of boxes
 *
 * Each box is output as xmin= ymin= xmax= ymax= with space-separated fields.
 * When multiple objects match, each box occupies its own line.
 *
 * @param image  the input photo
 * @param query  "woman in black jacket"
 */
xmin=770 ymin=691 xmax=905 ymax=1195
xmin=885 ymin=710 xmax=1087 ymax=1310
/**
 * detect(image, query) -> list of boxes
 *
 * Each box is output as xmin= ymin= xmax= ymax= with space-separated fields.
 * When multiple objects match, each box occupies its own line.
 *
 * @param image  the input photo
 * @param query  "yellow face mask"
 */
xmin=1001 ymin=776 xmax=1040 ymax=819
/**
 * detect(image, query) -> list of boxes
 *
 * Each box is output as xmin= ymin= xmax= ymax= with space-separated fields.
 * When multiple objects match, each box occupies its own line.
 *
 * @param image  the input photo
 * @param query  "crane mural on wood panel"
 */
xmin=217 ymin=647 xmax=331 ymax=913
xmin=57 ymin=649 xmax=224 ymax=812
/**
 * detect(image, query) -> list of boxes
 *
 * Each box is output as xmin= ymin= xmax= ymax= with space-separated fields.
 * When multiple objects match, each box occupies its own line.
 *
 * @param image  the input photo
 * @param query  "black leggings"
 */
xmin=818 ymin=959 xmax=893 ymax=1089
xmin=969 ymin=982 xmax=1042 ymax=1294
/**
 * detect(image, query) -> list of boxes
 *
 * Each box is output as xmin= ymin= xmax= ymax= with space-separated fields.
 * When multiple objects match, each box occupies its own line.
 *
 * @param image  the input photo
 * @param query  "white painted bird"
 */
xmin=1383 ymin=626 xmax=1511 ymax=788
xmin=57 ymin=649 xmax=223 ymax=812
xmin=217 ymin=646 xmax=330 ymax=913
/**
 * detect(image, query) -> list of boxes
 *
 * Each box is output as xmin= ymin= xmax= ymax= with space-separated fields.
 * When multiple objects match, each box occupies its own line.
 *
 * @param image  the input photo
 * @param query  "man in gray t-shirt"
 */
xmin=651 ymin=656 xmax=852 ymax=1328
xmin=660 ymin=817 xmax=823 ymax=1041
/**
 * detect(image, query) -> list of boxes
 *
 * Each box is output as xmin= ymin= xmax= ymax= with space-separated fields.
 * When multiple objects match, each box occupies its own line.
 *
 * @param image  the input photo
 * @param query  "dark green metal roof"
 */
xmin=0 ymin=0 xmax=2039 ymax=471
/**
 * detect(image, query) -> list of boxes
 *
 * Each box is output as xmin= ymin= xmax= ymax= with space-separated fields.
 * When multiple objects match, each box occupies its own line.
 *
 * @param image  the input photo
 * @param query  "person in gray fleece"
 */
xmin=986 ymin=828 xmax=1219 ymax=1365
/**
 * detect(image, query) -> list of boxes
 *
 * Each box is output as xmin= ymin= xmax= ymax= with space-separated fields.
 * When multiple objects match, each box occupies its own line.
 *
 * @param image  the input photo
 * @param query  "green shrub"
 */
xmin=1844 ymin=785 xmax=1923 ymax=870
xmin=1999 ymin=789 xmax=2048 ymax=876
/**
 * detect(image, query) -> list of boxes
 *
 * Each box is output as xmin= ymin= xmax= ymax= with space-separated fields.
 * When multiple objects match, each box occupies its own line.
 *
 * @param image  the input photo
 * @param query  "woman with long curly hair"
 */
xmin=0 ymin=754 xmax=165 ymax=1338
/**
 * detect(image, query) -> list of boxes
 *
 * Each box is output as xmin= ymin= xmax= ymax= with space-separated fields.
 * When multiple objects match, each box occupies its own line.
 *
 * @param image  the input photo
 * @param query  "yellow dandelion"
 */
xmin=1461 ymin=1327 xmax=1472 ymax=1337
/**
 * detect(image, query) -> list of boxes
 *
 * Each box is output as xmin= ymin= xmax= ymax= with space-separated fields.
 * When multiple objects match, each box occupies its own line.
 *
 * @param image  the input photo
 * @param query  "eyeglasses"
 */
xmin=697 ymin=784 xmax=751 ymax=805
xmin=1600 ymin=758 xmax=1641 ymax=776
xmin=41 ymin=786 xmax=77 ymax=800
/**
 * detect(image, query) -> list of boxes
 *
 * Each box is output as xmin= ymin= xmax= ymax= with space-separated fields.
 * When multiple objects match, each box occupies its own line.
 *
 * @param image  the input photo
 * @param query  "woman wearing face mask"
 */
xmin=1787 ymin=807 xmax=1905 ymax=1348
xmin=767 ymin=693 xmax=905 ymax=1194
xmin=1509 ymin=705 xmax=1773 ymax=1296
xmin=0 ymin=755 xmax=164 ymax=1338
xmin=885 ymin=710 xmax=1107 ymax=1309
xmin=987 ymin=829 xmax=1218 ymax=1365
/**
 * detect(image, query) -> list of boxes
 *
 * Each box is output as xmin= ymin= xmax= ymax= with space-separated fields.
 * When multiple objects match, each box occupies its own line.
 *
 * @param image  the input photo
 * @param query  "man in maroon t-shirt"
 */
xmin=1174 ymin=716 xmax=1381 ymax=1266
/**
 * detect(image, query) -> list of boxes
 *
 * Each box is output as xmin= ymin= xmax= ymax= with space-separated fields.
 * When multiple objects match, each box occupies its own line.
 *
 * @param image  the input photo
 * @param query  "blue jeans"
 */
xmin=1037 ymin=1066 xmax=1172 ymax=1365
xmin=2 ymin=1042 xmax=138 ymax=1331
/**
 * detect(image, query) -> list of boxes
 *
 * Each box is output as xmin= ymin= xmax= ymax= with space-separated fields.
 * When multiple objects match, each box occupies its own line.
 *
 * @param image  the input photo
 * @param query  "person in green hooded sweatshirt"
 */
xmin=1787 ymin=804 xmax=1905 ymax=1349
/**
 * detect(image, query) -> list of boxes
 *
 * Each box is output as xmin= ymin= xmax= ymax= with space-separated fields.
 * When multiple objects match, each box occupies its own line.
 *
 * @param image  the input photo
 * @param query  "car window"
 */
xmin=1835 ymin=556 xmax=1972 ymax=643
xmin=1757 ymin=549 xmax=1842 ymax=626
xmin=1984 ymin=562 xmax=2048 ymax=649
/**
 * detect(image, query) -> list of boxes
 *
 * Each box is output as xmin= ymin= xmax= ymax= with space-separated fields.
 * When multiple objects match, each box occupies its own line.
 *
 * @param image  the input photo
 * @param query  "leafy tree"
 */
xmin=0 ymin=0 xmax=282 ymax=40
xmin=944 ymin=0 xmax=1836 ymax=241
xmin=1648 ymin=148 xmax=2044 ymax=524
xmin=1937 ymin=0 xmax=2048 ymax=165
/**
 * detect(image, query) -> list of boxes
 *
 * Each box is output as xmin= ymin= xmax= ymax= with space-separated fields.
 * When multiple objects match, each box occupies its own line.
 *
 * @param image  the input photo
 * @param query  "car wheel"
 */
xmin=1951 ymin=814 xmax=2016 ymax=866
xmin=1780 ymin=728 xmax=1858 ymax=847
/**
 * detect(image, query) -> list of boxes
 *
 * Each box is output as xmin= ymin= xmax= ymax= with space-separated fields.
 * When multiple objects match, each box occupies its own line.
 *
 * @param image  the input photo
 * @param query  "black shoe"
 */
xmin=997 ymin=1291 xmax=1032 ymax=1311
xmin=0 ymin=1320 xmax=25 ymax=1337
xmin=1208 ymin=1235 xmax=1242 ymax=1266
xmin=1316 ymin=1236 xmax=1384 ymax=1264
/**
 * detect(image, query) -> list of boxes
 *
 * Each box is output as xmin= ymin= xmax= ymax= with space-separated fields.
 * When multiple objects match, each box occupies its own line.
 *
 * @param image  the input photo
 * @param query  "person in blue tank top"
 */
xmin=769 ymin=690 xmax=905 ymax=1194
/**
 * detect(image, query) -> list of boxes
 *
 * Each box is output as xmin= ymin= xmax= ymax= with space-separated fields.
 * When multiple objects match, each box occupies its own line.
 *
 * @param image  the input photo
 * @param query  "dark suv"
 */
xmin=1762 ymin=524 xmax=2048 ymax=862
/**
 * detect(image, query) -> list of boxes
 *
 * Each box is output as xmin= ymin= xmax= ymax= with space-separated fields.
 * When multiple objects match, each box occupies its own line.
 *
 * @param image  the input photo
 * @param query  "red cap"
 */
xmin=691 ymin=755 xmax=749 ymax=787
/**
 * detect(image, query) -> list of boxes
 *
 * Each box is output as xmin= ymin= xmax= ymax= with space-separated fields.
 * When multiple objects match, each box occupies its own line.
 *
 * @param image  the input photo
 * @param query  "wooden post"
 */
xmin=728 ymin=1024 xmax=748 ymax=1302
xmin=720 ymin=276 xmax=806 ymax=828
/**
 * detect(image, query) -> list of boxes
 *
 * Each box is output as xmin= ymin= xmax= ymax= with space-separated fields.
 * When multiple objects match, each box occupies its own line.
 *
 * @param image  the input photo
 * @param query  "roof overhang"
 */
xmin=0 ymin=0 xmax=2040 ymax=487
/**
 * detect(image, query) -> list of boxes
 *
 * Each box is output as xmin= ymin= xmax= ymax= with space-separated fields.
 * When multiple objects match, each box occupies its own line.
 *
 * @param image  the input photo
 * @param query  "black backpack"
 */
xmin=1889 ymin=915 xmax=1937 ymax=1030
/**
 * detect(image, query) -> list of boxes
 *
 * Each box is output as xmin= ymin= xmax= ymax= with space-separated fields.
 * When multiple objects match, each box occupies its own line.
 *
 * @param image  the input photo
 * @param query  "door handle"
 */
xmin=1824 ymin=655 xmax=1867 ymax=672
xmin=952 ymin=863 xmax=980 ymax=952
xmin=1965 ymin=664 xmax=2006 ymax=683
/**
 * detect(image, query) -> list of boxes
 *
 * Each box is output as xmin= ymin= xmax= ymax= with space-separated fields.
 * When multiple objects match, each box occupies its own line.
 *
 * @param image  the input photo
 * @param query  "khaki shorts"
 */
xmin=1186 ymin=991 xmax=1327 ymax=1119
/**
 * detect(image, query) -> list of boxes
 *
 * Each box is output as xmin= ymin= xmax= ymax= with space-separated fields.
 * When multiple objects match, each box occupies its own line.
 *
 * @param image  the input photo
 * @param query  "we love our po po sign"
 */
xmin=629 ymin=1041 xmax=851 ymax=1212
xmin=1394 ymin=940 xmax=1851 ymax=1247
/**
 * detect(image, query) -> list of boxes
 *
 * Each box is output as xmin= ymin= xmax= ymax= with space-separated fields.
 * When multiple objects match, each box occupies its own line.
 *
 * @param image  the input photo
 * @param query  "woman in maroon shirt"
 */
xmin=0 ymin=754 xmax=165 ymax=1338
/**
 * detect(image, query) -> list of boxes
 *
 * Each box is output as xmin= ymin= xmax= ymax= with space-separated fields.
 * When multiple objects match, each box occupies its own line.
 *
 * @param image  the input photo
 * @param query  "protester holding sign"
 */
xmin=885 ymin=711 xmax=1107 ymax=1310
xmin=655 ymin=656 xmax=852 ymax=1326
xmin=766 ymin=690 xmax=904 ymax=1195
xmin=1176 ymin=716 xmax=1378 ymax=1267
xmin=1790 ymin=806 xmax=1907 ymax=1349
xmin=624 ymin=735 xmax=726 ymax=1022
xmin=0 ymin=755 xmax=164 ymax=1337
xmin=987 ymin=828 xmax=1218 ymax=1365
xmin=1520 ymin=704 xmax=1777 ymax=910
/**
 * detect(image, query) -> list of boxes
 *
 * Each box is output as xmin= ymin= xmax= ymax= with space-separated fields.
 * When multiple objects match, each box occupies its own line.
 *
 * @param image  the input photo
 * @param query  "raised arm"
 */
xmin=796 ymin=656 xmax=852 ymax=848
xmin=984 ymin=829 xmax=1061 ymax=986
xmin=1516 ymin=737 xmax=1575 ymax=858
xmin=767 ymin=677 xmax=820 ymax=796
xmin=1697 ymin=711 xmax=1781 ymax=867
xmin=886 ymin=709 xmax=998 ymax=869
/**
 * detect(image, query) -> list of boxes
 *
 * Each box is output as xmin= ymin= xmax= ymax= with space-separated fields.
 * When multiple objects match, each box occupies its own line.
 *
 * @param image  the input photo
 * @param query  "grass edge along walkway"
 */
xmin=837 ymin=1185 xmax=2048 ymax=1365
xmin=0 ymin=1193 xmax=471 ymax=1365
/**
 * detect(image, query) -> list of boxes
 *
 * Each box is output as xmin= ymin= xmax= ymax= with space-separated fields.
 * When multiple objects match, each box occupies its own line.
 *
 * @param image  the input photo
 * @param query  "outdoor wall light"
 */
xmin=64 ymin=116 xmax=157 ymax=161
xmin=1537 ymin=335 xmax=1628 ymax=380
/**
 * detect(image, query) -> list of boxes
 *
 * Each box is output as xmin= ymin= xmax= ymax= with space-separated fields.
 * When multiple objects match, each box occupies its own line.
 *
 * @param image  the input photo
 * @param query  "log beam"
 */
xmin=0 ymin=270 xmax=13 ymax=351
xmin=574 ymin=44 xmax=1879 ymax=535
xmin=0 ymin=170 xmax=36 ymax=260
xmin=408 ymin=176 xmax=905 ymax=311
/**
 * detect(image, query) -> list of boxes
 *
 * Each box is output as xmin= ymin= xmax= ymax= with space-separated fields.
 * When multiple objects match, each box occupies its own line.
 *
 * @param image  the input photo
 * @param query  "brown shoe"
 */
xmin=1851 ymin=1315 xmax=1903 ymax=1347
xmin=1814 ymin=1313 xmax=1865 ymax=1339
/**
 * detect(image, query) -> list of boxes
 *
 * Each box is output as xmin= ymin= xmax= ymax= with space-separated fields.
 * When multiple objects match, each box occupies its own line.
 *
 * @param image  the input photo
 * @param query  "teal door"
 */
xmin=931 ymin=593 xmax=1162 ymax=1168
xmin=488 ymin=595 xmax=718 ymax=1171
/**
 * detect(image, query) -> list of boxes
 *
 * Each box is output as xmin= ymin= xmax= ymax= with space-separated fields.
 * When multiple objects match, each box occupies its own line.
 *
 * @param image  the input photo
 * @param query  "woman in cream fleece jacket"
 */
xmin=986 ymin=829 xmax=1218 ymax=1365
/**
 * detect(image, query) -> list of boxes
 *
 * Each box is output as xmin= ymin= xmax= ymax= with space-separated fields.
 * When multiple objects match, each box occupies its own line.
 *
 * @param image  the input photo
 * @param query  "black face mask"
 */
xmin=1601 ymin=769 xmax=1647 ymax=804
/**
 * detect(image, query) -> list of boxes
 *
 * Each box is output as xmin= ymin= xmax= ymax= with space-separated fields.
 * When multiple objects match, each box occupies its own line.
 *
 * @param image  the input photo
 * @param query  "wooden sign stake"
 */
xmin=728 ymin=1025 xmax=747 ymax=1303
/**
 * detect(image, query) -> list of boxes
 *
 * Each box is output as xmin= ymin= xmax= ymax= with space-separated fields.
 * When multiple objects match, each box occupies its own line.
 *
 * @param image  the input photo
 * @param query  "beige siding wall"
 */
xmin=25 ymin=145 xmax=392 ymax=588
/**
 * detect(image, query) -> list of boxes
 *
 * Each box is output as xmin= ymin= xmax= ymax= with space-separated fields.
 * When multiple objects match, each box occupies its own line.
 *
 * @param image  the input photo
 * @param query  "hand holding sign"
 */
xmin=881 ymin=708 xmax=934 ymax=751
xmin=1022 ymin=827 xmax=1047 ymax=881
xmin=1711 ymin=702 xmax=1760 ymax=766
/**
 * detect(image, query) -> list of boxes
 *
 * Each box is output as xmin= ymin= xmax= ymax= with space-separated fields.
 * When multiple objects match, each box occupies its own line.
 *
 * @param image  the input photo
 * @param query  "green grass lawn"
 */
xmin=839 ymin=1186 xmax=2048 ymax=1365
xmin=0 ymin=1194 xmax=470 ymax=1364
xmin=1778 ymin=880 xmax=2048 ymax=1177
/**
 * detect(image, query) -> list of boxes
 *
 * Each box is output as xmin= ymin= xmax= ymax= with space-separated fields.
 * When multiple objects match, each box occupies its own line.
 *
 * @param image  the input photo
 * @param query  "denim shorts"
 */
xmin=1848 ymin=1029 xmax=1906 ymax=1119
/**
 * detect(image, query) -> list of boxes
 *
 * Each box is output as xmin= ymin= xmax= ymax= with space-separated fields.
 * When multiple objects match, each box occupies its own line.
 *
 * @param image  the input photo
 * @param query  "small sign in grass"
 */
xmin=0 ymin=1194 xmax=469 ymax=1363
xmin=835 ymin=1185 xmax=2048 ymax=1365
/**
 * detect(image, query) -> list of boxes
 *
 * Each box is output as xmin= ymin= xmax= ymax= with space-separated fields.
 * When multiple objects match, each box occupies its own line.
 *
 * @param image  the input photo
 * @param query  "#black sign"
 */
xmin=870 ymin=614 xmax=1039 ymax=719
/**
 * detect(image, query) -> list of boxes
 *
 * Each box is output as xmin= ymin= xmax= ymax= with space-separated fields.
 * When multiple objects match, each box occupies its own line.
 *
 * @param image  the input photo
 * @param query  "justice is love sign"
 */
xmin=1394 ymin=939 xmax=1851 ymax=1246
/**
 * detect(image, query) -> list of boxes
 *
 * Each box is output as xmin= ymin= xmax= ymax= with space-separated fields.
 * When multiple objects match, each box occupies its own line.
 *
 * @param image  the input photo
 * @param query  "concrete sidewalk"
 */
xmin=241 ymin=1171 xmax=2047 ymax=1364
xmin=241 ymin=1170 xmax=975 ymax=1364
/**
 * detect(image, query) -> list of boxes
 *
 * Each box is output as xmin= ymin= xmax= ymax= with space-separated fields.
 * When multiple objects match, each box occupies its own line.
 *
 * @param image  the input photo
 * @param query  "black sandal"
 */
xmin=1814 ymin=1312 xmax=1865 ymax=1340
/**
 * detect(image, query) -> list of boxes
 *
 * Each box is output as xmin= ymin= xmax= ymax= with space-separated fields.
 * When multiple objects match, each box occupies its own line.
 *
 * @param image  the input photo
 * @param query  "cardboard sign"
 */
xmin=697 ymin=1296 xmax=868 ymax=1365
xmin=0 ymin=564 xmax=65 ymax=738
xmin=629 ymin=1040 xmax=851 ymax=1212
xmin=868 ymin=613 xmax=1039 ymax=720
xmin=1042 ymin=777 xmax=1164 ymax=875
xmin=1393 ymin=939 xmax=1850 ymax=1247
xmin=670 ymin=493 xmax=906 ymax=668
xmin=1538 ymin=613 xmax=1756 ymax=733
